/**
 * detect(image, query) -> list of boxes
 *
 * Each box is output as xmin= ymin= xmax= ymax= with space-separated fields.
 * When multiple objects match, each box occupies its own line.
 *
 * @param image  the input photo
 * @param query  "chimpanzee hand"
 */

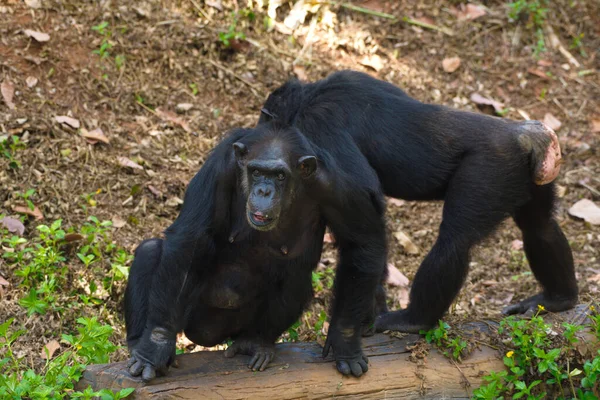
xmin=127 ymin=327 xmax=176 ymax=383
xmin=502 ymin=293 xmax=577 ymax=316
xmin=323 ymin=325 xmax=369 ymax=377
xmin=224 ymin=338 xmax=275 ymax=372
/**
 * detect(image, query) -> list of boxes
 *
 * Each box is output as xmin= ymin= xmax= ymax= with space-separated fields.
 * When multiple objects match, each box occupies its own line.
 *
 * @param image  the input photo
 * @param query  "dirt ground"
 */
xmin=1 ymin=0 xmax=599 ymax=372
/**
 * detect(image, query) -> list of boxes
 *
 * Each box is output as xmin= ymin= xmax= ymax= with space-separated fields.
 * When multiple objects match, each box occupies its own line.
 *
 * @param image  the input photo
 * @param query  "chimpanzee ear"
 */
xmin=297 ymin=156 xmax=317 ymax=178
xmin=233 ymin=142 xmax=248 ymax=160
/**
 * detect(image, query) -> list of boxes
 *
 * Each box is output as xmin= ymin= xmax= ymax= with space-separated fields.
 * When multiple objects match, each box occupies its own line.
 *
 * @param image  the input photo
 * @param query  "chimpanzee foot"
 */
xmin=127 ymin=327 xmax=176 ymax=383
xmin=502 ymin=292 xmax=578 ymax=316
xmin=374 ymin=309 xmax=433 ymax=334
xmin=224 ymin=339 xmax=275 ymax=372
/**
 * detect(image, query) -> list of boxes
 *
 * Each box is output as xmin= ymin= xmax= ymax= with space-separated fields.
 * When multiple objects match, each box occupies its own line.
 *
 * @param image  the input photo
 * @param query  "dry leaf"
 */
xmin=510 ymin=239 xmax=523 ymax=251
xmin=455 ymin=4 xmax=486 ymax=20
xmin=556 ymin=184 xmax=567 ymax=198
xmin=442 ymin=56 xmax=461 ymax=73
xmin=40 ymin=339 xmax=60 ymax=360
xmin=205 ymin=0 xmax=223 ymax=11
xmin=64 ymin=233 xmax=84 ymax=243
xmin=13 ymin=205 xmax=44 ymax=220
xmin=156 ymin=107 xmax=191 ymax=133
xmin=569 ymin=199 xmax=600 ymax=225
xmin=588 ymin=274 xmax=600 ymax=283
xmin=387 ymin=198 xmax=406 ymax=207
xmin=112 ymin=216 xmax=127 ymax=228
xmin=117 ymin=156 xmax=143 ymax=170
xmin=386 ymin=263 xmax=410 ymax=287
xmin=26 ymin=76 xmax=38 ymax=88
xmin=176 ymin=103 xmax=193 ymax=113
xmin=1 ymin=79 xmax=16 ymax=110
xmin=25 ymin=0 xmax=42 ymax=8
xmin=147 ymin=185 xmax=163 ymax=198
xmin=394 ymin=231 xmax=420 ymax=255
xmin=470 ymin=93 xmax=505 ymax=114
xmin=527 ymin=68 xmax=550 ymax=80
xmin=1 ymin=216 xmax=25 ymax=235
xmin=591 ymin=119 xmax=600 ymax=133
xmin=543 ymin=113 xmax=562 ymax=131
xmin=80 ymin=127 xmax=109 ymax=144
xmin=293 ymin=65 xmax=308 ymax=81
xmin=359 ymin=54 xmax=384 ymax=72
xmin=23 ymin=29 xmax=50 ymax=42
xmin=397 ymin=288 xmax=409 ymax=308
xmin=55 ymin=115 xmax=80 ymax=129
xmin=0 ymin=275 xmax=8 ymax=297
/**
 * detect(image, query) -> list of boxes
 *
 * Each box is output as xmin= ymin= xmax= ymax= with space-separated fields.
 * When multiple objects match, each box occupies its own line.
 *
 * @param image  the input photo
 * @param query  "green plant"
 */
xmin=570 ymin=33 xmax=587 ymax=57
xmin=1 ymin=135 xmax=26 ymax=169
xmin=218 ymin=9 xmax=255 ymax=48
xmin=16 ymin=188 xmax=36 ymax=211
xmin=0 ymin=317 xmax=133 ymax=399
xmin=507 ymin=0 xmax=549 ymax=57
xmin=421 ymin=320 xmax=468 ymax=361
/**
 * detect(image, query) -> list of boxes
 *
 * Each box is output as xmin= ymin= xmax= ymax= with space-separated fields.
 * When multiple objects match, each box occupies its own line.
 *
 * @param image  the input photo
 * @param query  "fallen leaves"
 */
xmin=394 ymin=231 xmax=420 ymax=255
xmin=156 ymin=107 xmax=191 ymax=133
xmin=387 ymin=198 xmax=406 ymax=207
xmin=454 ymin=3 xmax=486 ymax=21
xmin=26 ymin=76 xmax=38 ymax=88
xmin=591 ymin=118 xmax=600 ymax=133
xmin=23 ymin=29 xmax=50 ymax=42
xmin=293 ymin=64 xmax=308 ymax=81
xmin=470 ymin=93 xmax=505 ymax=114
xmin=386 ymin=263 xmax=410 ymax=287
xmin=543 ymin=113 xmax=562 ymax=131
xmin=569 ymin=199 xmax=600 ymax=225
xmin=117 ymin=156 xmax=143 ymax=170
xmin=13 ymin=205 xmax=44 ymax=220
xmin=80 ymin=127 xmax=109 ymax=144
xmin=442 ymin=56 xmax=461 ymax=73
xmin=1 ymin=216 xmax=25 ymax=235
xmin=112 ymin=216 xmax=127 ymax=228
xmin=0 ymin=275 xmax=9 ymax=297
xmin=55 ymin=115 xmax=80 ymax=129
xmin=323 ymin=232 xmax=335 ymax=244
xmin=40 ymin=340 xmax=60 ymax=360
xmin=359 ymin=54 xmax=384 ymax=72
xmin=176 ymin=103 xmax=194 ymax=113
xmin=510 ymin=239 xmax=524 ymax=251
xmin=1 ymin=79 xmax=16 ymax=110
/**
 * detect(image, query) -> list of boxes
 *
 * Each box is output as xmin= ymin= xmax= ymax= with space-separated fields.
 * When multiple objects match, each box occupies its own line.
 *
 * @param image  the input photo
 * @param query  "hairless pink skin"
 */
xmin=534 ymin=123 xmax=562 ymax=185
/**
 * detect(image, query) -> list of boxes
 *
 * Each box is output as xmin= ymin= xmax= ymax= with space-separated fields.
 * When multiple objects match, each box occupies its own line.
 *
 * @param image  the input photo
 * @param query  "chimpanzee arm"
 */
xmin=127 ymin=130 xmax=246 ymax=382
xmin=315 ymin=149 xmax=388 ymax=378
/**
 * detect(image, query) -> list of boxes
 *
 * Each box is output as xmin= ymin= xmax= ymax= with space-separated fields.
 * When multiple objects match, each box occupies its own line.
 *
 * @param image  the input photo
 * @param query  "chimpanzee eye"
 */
xmin=252 ymin=170 xmax=260 ymax=177
xmin=277 ymin=173 xmax=285 ymax=181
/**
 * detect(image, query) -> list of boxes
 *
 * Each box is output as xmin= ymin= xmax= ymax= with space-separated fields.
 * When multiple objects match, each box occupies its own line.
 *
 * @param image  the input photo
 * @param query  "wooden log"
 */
xmin=79 ymin=305 xmax=597 ymax=399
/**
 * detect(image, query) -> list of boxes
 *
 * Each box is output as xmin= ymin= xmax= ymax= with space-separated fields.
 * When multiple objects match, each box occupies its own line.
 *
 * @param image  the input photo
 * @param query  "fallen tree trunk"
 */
xmin=79 ymin=305 xmax=597 ymax=399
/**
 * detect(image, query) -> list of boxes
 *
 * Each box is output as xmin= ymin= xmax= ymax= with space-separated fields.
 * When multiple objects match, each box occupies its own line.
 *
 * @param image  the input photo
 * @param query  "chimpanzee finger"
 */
xmin=336 ymin=360 xmax=351 ymax=376
xmin=141 ymin=365 xmax=156 ymax=383
xmin=127 ymin=357 xmax=137 ymax=369
xmin=248 ymin=353 xmax=260 ymax=369
xmin=129 ymin=360 xmax=144 ymax=377
xmin=250 ymin=354 xmax=266 ymax=371
xmin=258 ymin=353 xmax=273 ymax=371
xmin=358 ymin=358 xmax=369 ymax=373
xmin=350 ymin=362 xmax=364 ymax=377
xmin=362 ymin=355 xmax=369 ymax=365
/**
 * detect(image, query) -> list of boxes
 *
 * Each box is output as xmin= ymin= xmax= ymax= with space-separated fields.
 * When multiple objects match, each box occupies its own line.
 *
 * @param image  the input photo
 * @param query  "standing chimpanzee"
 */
xmin=125 ymin=70 xmax=577 ymax=382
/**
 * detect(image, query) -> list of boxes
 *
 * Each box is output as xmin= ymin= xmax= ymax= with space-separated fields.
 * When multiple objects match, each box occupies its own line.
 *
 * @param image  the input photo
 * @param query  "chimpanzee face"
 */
xmin=233 ymin=139 xmax=316 ymax=231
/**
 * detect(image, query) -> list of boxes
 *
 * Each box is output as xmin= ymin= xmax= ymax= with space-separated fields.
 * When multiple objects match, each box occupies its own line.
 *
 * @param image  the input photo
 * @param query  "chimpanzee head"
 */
xmin=232 ymin=127 xmax=317 ymax=231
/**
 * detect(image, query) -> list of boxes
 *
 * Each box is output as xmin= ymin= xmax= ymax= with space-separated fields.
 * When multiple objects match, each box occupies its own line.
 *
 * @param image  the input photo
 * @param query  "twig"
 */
xmin=545 ymin=25 xmax=580 ymax=68
xmin=327 ymin=2 xmax=454 ymax=36
xmin=205 ymin=59 xmax=265 ymax=99
xmin=450 ymin=358 xmax=471 ymax=390
xmin=135 ymin=100 xmax=157 ymax=116
xmin=189 ymin=0 xmax=212 ymax=21
xmin=579 ymin=181 xmax=600 ymax=198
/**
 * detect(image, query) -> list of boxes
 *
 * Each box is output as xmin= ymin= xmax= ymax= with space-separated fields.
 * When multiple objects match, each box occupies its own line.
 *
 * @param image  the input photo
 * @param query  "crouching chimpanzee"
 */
xmin=125 ymin=70 xmax=577 ymax=382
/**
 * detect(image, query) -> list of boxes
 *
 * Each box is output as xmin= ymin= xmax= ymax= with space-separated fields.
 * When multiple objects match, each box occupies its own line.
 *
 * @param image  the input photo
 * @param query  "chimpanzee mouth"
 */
xmin=248 ymin=211 xmax=275 ymax=228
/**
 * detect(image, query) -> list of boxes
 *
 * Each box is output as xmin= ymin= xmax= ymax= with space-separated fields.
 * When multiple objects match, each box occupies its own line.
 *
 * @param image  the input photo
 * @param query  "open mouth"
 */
xmin=248 ymin=211 xmax=274 ymax=227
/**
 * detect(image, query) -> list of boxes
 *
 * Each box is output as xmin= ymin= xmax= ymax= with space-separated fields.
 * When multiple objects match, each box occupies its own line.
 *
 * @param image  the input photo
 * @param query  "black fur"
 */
xmin=124 ymin=70 xmax=577 ymax=381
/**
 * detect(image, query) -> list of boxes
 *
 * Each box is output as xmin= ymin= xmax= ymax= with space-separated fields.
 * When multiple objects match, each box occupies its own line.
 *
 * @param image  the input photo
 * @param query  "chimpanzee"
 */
xmin=125 ymin=70 xmax=577 ymax=382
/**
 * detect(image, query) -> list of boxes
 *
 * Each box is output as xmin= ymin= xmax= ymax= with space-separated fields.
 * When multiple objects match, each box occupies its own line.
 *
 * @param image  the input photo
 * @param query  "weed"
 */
xmin=16 ymin=188 xmax=36 ymax=211
xmin=421 ymin=320 xmax=468 ymax=361
xmin=189 ymin=82 xmax=199 ymax=96
xmin=218 ymin=9 xmax=255 ymax=48
xmin=507 ymin=0 xmax=549 ymax=57
xmin=1 ymin=135 xmax=26 ymax=169
xmin=570 ymin=33 xmax=587 ymax=57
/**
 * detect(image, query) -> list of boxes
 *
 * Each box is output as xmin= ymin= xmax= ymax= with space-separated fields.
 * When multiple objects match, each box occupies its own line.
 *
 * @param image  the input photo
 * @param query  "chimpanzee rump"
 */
xmin=124 ymin=70 xmax=577 ymax=382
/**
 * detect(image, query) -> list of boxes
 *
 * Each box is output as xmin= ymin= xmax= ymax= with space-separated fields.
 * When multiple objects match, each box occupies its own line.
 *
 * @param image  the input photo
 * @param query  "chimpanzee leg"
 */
xmin=124 ymin=238 xmax=163 ymax=349
xmin=376 ymin=157 xmax=510 ymax=333
xmin=503 ymin=184 xmax=578 ymax=315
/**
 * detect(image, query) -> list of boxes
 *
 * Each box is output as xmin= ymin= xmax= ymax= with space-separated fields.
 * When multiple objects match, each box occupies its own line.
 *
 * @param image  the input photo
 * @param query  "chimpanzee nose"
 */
xmin=256 ymin=186 xmax=272 ymax=197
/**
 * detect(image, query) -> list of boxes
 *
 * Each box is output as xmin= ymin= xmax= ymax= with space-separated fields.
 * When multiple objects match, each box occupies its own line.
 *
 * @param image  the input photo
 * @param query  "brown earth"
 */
xmin=0 ymin=0 xmax=599 ymax=373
